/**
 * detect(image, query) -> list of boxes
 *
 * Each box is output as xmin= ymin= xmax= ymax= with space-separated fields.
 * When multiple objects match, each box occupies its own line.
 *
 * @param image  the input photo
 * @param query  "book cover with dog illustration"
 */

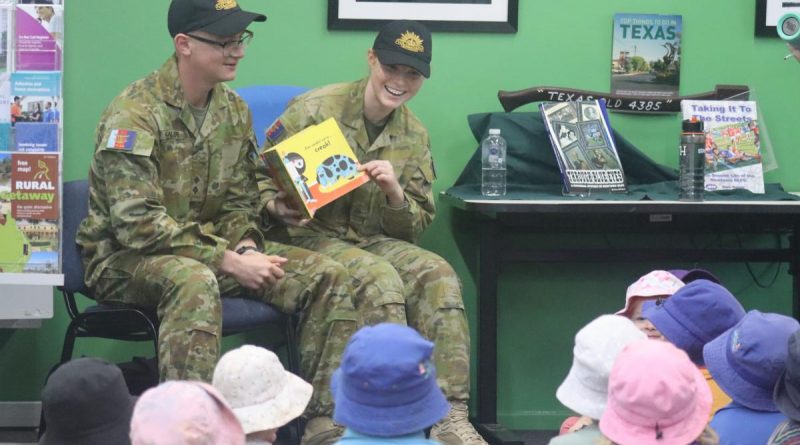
xmin=260 ymin=117 xmax=369 ymax=219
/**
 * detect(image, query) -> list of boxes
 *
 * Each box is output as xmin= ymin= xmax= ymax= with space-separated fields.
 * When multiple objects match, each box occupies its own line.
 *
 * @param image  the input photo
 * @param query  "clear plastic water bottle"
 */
xmin=679 ymin=118 xmax=705 ymax=202
xmin=481 ymin=128 xmax=506 ymax=197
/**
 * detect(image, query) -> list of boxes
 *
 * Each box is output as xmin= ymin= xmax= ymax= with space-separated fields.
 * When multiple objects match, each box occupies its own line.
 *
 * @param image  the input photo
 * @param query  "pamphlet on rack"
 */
xmin=0 ymin=151 xmax=60 ymax=273
xmin=15 ymin=4 xmax=63 ymax=72
xmin=681 ymin=100 xmax=764 ymax=194
xmin=261 ymin=117 xmax=369 ymax=219
xmin=0 ymin=0 xmax=65 ymax=277
xmin=611 ymin=13 xmax=682 ymax=98
xmin=540 ymin=100 xmax=627 ymax=195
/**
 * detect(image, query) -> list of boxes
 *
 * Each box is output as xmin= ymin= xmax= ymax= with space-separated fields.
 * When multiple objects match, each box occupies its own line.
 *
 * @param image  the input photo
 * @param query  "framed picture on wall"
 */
xmin=328 ymin=0 xmax=518 ymax=33
xmin=755 ymin=0 xmax=800 ymax=37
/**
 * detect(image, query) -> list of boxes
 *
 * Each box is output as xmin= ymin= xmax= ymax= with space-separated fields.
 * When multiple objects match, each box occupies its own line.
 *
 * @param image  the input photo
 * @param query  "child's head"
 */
xmin=39 ymin=358 xmax=135 ymax=445
xmin=600 ymin=340 xmax=712 ymax=445
xmin=634 ymin=300 xmax=666 ymax=341
xmin=774 ymin=329 xmax=800 ymax=421
xmin=617 ymin=270 xmax=684 ymax=318
xmin=213 ymin=345 xmax=312 ymax=442
xmin=556 ymin=315 xmax=646 ymax=420
xmin=617 ymin=270 xmax=684 ymax=339
xmin=642 ymin=279 xmax=745 ymax=364
xmin=331 ymin=323 xmax=450 ymax=437
xmin=130 ymin=381 xmax=244 ymax=445
xmin=704 ymin=310 xmax=800 ymax=411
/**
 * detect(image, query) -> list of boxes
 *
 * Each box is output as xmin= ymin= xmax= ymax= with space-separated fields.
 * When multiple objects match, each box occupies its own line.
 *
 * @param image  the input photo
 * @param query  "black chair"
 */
xmin=59 ymin=180 xmax=299 ymax=372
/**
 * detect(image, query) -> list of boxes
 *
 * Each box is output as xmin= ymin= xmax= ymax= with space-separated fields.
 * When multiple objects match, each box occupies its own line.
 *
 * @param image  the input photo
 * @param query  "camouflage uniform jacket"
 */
xmin=77 ymin=56 xmax=263 ymax=288
xmin=258 ymin=78 xmax=436 ymax=244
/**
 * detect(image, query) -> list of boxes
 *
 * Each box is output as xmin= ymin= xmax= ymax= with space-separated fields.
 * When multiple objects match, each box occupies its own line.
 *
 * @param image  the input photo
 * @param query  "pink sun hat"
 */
xmin=130 ymin=381 xmax=244 ymax=445
xmin=616 ymin=270 xmax=685 ymax=317
xmin=600 ymin=340 xmax=712 ymax=445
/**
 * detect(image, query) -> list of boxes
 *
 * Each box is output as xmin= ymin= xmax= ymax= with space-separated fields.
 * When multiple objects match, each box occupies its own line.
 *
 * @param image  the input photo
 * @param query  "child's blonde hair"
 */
xmin=595 ymin=425 xmax=719 ymax=445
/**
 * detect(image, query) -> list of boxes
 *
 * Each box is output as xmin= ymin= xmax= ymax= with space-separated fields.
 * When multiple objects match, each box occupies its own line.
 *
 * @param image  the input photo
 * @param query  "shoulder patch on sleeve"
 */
xmin=102 ymin=128 xmax=154 ymax=156
xmin=265 ymin=119 xmax=285 ymax=143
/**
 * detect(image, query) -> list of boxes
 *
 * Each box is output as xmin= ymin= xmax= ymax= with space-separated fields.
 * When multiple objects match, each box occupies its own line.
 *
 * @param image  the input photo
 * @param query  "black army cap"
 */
xmin=168 ymin=0 xmax=266 ymax=38
xmin=373 ymin=20 xmax=432 ymax=78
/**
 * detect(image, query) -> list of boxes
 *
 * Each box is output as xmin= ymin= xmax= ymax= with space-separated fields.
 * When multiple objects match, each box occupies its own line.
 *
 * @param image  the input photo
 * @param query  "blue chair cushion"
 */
xmin=222 ymin=297 xmax=286 ymax=335
xmin=236 ymin=85 xmax=308 ymax=147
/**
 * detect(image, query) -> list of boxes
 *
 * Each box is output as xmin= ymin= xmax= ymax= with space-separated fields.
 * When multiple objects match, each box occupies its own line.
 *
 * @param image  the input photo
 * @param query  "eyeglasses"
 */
xmin=185 ymin=30 xmax=253 ymax=56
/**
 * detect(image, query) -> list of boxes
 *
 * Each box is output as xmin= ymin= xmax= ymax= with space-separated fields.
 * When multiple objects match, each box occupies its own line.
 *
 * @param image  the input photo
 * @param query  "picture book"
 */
xmin=540 ymin=100 xmax=627 ymax=194
xmin=611 ymin=13 xmax=682 ymax=98
xmin=0 ymin=152 xmax=60 ymax=273
xmin=260 ymin=117 xmax=369 ymax=219
xmin=681 ymin=100 xmax=764 ymax=194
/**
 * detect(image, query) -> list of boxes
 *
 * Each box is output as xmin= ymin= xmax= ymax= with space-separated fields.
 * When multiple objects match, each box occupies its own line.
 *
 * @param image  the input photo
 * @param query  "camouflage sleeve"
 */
xmin=380 ymin=136 xmax=436 ymax=243
xmin=213 ymin=107 xmax=265 ymax=248
xmin=255 ymin=99 xmax=314 ymax=220
xmin=94 ymin=102 xmax=228 ymax=272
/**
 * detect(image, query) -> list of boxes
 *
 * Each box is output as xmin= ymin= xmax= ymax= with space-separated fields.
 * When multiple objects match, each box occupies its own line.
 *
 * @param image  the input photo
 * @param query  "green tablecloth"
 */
xmin=450 ymin=112 xmax=798 ymax=202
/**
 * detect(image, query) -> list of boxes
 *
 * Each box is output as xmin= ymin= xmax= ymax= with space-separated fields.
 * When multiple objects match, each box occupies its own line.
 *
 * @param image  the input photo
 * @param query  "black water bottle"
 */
xmin=679 ymin=118 xmax=705 ymax=202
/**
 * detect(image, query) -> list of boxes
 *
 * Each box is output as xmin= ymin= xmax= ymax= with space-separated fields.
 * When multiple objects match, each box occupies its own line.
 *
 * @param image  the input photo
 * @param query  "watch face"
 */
xmin=783 ymin=16 xmax=800 ymax=36
xmin=236 ymin=245 xmax=259 ymax=255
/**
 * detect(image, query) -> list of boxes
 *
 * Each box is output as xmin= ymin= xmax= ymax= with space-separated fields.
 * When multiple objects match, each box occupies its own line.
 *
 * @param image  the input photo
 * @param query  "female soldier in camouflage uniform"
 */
xmin=258 ymin=20 xmax=485 ymax=445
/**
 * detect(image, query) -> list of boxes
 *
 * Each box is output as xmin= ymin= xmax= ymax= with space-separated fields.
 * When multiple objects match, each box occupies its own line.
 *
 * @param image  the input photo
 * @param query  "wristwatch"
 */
xmin=235 ymin=245 xmax=260 ymax=255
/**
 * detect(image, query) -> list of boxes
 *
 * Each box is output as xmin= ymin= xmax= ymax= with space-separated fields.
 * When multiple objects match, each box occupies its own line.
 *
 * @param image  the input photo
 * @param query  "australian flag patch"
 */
xmin=265 ymin=119 xmax=285 ymax=143
xmin=106 ymin=129 xmax=137 ymax=151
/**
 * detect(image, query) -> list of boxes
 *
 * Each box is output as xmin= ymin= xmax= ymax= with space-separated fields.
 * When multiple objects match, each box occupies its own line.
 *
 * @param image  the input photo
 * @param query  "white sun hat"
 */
xmin=213 ymin=345 xmax=312 ymax=434
xmin=556 ymin=315 xmax=647 ymax=420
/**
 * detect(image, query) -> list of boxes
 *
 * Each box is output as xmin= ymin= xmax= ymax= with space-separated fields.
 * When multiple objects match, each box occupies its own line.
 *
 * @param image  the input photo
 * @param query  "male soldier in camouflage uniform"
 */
xmin=258 ymin=20 xmax=487 ymax=445
xmin=75 ymin=0 xmax=357 ymax=429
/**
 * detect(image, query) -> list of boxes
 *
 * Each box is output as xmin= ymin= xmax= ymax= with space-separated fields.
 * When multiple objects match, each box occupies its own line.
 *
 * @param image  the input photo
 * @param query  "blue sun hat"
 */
xmin=703 ymin=310 xmax=800 ymax=411
xmin=774 ymin=330 xmax=800 ymax=420
xmin=331 ymin=323 xmax=450 ymax=436
xmin=642 ymin=279 xmax=744 ymax=364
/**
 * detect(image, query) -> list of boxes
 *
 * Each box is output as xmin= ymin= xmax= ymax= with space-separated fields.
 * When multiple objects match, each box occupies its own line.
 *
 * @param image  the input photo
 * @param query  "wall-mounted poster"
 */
xmin=611 ymin=13 xmax=682 ymax=98
xmin=328 ymin=0 xmax=518 ymax=32
xmin=755 ymin=0 xmax=800 ymax=37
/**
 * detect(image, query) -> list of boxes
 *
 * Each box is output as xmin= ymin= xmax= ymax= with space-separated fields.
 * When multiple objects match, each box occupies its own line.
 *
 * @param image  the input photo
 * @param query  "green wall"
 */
xmin=1 ymin=0 xmax=799 ymax=430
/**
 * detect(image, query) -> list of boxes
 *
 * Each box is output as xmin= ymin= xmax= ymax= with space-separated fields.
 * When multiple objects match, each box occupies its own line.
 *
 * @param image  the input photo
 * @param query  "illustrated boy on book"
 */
xmin=283 ymin=152 xmax=315 ymax=203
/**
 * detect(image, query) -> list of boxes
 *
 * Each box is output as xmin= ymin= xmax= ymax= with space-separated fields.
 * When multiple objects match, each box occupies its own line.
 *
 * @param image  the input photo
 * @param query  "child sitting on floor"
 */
xmin=550 ymin=315 xmax=645 ymax=444
xmin=213 ymin=345 xmax=312 ymax=445
xmin=642 ymin=279 xmax=745 ymax=417
xmin=599 ymin=339 xmax=718 ymax=445
xmin=704 ymin=311 xmax=800 ymax=445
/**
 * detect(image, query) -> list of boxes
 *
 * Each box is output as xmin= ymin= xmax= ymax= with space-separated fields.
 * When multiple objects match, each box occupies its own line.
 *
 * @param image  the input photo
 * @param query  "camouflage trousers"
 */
xmin=90 ymin=240 xmax=358 ymax=417
xmin=278 ymin=232 xmax=471 ymax=401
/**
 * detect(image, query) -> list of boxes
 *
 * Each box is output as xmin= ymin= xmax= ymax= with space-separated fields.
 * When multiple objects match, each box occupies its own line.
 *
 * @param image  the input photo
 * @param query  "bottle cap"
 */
xmin=682 ymin=118 xmax=703 ymax=133
xmin=488 ymin=129 xmax=501 ymax=135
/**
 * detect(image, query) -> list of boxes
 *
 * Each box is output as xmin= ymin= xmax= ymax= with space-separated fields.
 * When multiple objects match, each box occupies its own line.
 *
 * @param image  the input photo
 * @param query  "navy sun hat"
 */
xmin=775 ymin=330 xmax=800 ymax=421
xmin=669 ymin=268 xmax=721 ymax=284
xmin=642 ymin=279 xmax=745 ymax=365
xmin=704 ymin=310 xmax=800 ymax=411
xmin=40 ymin=358 xmax=136 ymax=445
xmin=332 ymin=323 xmax=450 ymax=437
